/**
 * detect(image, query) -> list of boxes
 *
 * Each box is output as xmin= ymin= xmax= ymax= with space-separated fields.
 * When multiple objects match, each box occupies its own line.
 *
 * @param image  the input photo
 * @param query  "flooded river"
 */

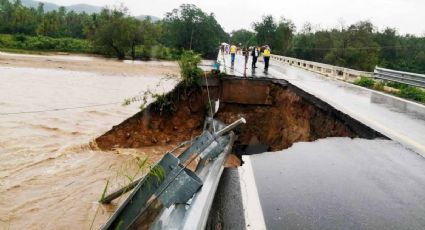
xmin=0 ymin=55 xmax=178 ymax=229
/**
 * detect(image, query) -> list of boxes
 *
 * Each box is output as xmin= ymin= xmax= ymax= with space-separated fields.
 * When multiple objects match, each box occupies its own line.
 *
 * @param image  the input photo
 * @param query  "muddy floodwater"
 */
xmin=0 ymin=53 xmax=179 ymax=229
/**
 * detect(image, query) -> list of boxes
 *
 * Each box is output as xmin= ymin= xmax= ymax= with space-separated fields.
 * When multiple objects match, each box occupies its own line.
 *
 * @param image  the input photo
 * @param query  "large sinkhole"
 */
xmin=215 ymin=78 xmax=385 ymax=160
xmin=95 ymin=76 xmax=385 ymax=165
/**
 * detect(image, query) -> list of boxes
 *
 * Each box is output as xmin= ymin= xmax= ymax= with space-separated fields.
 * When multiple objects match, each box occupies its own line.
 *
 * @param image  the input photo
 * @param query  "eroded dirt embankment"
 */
xmin=95 ymin=84 xmax=209 ymax=150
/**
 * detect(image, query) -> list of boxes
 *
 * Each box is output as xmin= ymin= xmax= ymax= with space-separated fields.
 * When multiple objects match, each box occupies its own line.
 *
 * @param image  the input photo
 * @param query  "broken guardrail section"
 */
xmin=101 ymin=117 xmax=245 ymax=230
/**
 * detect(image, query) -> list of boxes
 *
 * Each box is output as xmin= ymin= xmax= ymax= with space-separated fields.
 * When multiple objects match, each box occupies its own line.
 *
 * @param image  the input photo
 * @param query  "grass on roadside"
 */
xmin=354 ymin=76 xmax=425 ymax=103
xmin=353 ymin=76 xmax=375 ymax=88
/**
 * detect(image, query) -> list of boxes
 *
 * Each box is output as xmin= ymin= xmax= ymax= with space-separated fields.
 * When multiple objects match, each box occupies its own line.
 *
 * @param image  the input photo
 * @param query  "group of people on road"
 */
xmin=221 ymin=43 xmax=271 ymax=71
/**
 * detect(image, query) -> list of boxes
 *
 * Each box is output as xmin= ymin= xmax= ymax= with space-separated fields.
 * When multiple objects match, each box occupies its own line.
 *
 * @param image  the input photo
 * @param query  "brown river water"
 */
xmin=0 ymin=54 xmax=178 ymax=229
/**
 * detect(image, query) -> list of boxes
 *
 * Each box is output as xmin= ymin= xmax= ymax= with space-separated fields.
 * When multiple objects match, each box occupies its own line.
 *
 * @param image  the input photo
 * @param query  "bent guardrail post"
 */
xmin=178 ymin=117 xmax=245 ymax=163
xmin=215 ymin=117 xmax=246 ymax=136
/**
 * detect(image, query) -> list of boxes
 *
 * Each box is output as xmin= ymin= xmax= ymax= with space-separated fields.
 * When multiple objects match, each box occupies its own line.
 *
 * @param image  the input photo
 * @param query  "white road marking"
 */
xmin=239 ymin=156 xmax=267 ymax=230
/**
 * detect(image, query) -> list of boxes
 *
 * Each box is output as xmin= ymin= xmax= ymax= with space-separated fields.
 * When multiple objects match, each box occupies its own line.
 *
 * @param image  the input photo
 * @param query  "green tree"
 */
xmin=253 ymin=15 xmax=277 ymax=47
xmin=273 ymin=17 xmax=295 ymax=55
xmin=324 ymin=21 xmax=380 ymax=71
xmin=230 ymin=29 xmax=256 ymax=47
xmin=291 ymin=23 xmax=315 ymax=60
xmin=375 ymin=28 xmax=399 ymax=69
xmin=162 ymin=4 xmax=228 ymax=58
xmin=132 ymin=18 xmax=162 ymax=59
xmin=87 ymin=8 xmax=140 ymax=59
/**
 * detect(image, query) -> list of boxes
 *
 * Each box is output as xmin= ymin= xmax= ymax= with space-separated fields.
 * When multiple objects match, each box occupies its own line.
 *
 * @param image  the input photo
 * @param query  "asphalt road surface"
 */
xmin=217 ymin=53 xmax=425 ymax=230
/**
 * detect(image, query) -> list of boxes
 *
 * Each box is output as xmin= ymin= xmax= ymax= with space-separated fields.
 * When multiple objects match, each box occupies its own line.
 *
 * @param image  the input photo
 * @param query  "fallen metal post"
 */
xmin=215 ymin=117 xmax=246 ymax=136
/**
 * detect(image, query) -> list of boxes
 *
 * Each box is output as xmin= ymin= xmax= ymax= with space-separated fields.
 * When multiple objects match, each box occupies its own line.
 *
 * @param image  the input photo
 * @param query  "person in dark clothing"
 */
xmin=251 ymin=47 xmax=259 ymax=68
xmin=243 ymin=47 xmax=249 ymax=66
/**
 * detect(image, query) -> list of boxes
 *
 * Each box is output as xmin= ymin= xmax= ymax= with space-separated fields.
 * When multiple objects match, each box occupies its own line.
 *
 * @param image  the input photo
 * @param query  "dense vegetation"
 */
xmin=237 ymin=16 xmax=424 ymax=73
xmin=0 ymin=33 xmax=92 ymax=53
xmin=1 ymin=0 xmax=424 ymax=74
xmin=0 ymin=1 xmax=227 ymax=59
xmin=161 ymin=5 xmax=228 ymax=59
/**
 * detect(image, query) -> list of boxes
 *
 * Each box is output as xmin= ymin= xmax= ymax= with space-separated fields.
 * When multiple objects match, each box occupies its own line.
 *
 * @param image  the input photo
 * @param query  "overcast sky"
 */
xmin=44 ymin=0 xmax=424 ymax=35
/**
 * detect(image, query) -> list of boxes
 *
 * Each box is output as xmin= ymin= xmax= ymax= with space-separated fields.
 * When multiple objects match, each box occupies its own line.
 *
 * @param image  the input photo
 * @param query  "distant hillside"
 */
xmin=64 ymin=4 xmax=102 ymax=14
xmin=21 ymin=0 xmax=102 ymax=14
xmin=136 ymin=15 xmax=160 ymax=22
xmin=21 ymin=0 xmax=61 ymax=12
xmin=21 ymin=0 xmax=161 ymax=20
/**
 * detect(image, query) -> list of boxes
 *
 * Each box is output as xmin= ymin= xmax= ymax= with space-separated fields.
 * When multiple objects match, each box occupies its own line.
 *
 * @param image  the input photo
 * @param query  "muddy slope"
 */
xmin=95 ymin=84 xmax=208 ymax=150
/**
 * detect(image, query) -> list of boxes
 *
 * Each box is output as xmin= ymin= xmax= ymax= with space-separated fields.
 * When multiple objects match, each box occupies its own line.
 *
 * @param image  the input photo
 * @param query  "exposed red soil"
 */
xmin=216 ymin=83 xmax=356 ymax=151
xmin=95 ymin=85 xmax=208 ymax=150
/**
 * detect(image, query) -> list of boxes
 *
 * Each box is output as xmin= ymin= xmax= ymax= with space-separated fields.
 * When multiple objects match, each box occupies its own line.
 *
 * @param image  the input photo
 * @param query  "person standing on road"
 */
xmin=230 ymin=44 xmax=237 ymax=65
xmin=243 ymin=47 xmax=249 ymax=66
xmin=242 ymin=47 xmax=250 ymax=76
xmin=263 ymin=46 xmax=271 ymax=71
xmin=251 ymin=46 xmax=260 ymax=69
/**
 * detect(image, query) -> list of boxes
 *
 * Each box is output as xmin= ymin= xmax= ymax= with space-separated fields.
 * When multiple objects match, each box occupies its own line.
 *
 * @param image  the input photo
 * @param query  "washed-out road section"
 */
xmin=213 ymin=53 xmax=425 ymax=229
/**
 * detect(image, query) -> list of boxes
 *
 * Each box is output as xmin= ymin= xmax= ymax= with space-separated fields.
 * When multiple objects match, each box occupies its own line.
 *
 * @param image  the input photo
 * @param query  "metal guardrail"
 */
xmin=101 ymin=117 xmax=244 ymax=230
xmin=270 ymin=54 xmax=425 ymax=89
xmin=271 ymin=54 xmax=372 ymax=82
xmin=374 ymin=66 xmax=425 ymax=88
xmin=151 ymin=119 xmax=238 ymax=230
xmin=152 ymin=133 xmax=236 ymax=230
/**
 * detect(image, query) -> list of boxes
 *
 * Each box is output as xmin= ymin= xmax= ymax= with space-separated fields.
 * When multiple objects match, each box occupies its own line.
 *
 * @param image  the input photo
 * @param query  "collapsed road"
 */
xmin=94 ymin=53 xmax=425 ymax=229
xmin=207 ymin=53 xmax=425 ymax=230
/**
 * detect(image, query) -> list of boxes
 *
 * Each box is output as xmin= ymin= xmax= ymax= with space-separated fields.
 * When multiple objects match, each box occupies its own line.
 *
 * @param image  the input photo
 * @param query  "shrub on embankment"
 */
xmin=353 ymin=76 xmax=375 ymax=88
xmin=98 ymin=51 xmax=207 ymax=149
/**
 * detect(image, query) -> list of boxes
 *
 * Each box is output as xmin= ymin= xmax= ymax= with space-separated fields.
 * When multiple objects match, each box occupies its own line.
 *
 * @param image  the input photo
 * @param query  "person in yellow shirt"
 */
xmin=230 ymin=45 xmax=237 ymax=65
xmin=263 ymin=46 xmax=271 ymax=70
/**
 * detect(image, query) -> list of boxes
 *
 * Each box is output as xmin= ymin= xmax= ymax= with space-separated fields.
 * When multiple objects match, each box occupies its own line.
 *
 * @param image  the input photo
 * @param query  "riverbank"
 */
xmin=0 ymin=51 xmax=179 ymax=76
